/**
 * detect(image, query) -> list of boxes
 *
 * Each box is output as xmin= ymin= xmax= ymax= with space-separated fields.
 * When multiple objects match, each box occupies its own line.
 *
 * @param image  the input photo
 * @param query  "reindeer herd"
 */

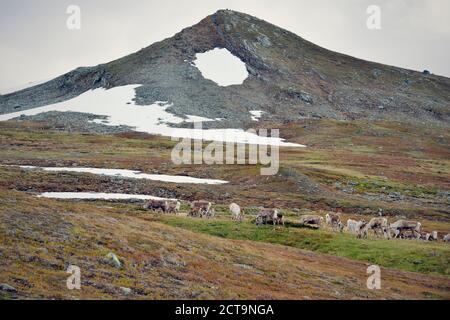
xmin=296 ymin=214 xmax=444 ymax=242
xmin=144 ymin=199 xmax=215 ymax=218
xmin=143 ymin=199 xmax=450 ymax=243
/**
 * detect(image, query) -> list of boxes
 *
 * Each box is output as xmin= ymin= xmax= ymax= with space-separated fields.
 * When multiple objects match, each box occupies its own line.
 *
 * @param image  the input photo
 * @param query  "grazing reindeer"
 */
xmin=299 ymin=215 xmax=324 ymax=227
xmin=389 ymin=220 xmax=422 ymax=240
xmin=229 ymin=203 xmax=244 ymax=221
xmin=360 ymin=218 xmax=389 ymax=239
xmin=189 ymin=201 xmax=213 ymax=218
xmin=347 ymin=219 xmax=367 ymax=235
xmin=273 ymin=211 xmax=285 ymax=226
xmin=143 ymin=199 xmax=168 ymax=213
xmin=325 ymin=213 xmax=342 ymax=231
xmin=255 ymin=209 xmax=272 ymax=226
xmin=256 ymin=209 xmax=282 ymax=226
xmin=166 ymin=200 xmax=181 ymax=214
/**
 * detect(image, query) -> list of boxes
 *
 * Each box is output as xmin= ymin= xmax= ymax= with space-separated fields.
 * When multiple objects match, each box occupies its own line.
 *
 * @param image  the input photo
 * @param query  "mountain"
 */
xmin=1 ymin=9 xmax=449 ymax=128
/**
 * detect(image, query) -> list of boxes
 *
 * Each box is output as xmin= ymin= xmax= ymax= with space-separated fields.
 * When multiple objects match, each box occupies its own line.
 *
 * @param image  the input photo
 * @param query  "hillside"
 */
xmin=0 ymin=9 xmax=449 ymax=300
xmin=0 ymin=119 xmax=449 ymax=299
xmin=1 ymin=189 xmax=449 ymax=300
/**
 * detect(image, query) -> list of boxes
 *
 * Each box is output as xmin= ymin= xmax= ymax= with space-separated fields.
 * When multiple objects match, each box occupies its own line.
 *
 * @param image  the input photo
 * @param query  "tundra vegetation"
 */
xmin=0 ymin=119 xmax=449 ymax=300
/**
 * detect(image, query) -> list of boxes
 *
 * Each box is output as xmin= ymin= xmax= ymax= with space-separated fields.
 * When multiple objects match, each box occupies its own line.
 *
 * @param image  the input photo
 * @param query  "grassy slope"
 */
xmin=0 ymin=190 xmax=449 ymax=300
xmin=0 ymin=119 xmax=449 ymax=299
xmin=143 ymin=213 xmax=450 ymax=277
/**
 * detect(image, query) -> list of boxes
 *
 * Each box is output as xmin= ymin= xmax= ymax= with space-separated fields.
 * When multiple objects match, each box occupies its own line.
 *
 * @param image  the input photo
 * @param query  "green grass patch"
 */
xmin=150 ymin=214 xmax=450 ymax=276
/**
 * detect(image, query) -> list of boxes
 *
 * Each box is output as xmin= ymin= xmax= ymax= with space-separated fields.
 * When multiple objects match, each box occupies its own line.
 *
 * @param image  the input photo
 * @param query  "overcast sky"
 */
xmin=1 ymin=0 xmax=449 ymax=92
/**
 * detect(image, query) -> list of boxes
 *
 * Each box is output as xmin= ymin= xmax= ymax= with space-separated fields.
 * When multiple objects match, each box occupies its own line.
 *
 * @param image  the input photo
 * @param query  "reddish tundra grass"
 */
xmin=0 ymin=119 xmax=449 ymax=299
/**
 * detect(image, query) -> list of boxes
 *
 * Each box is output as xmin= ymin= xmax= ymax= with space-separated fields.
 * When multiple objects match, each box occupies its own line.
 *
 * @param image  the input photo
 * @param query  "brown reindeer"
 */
xmin=189 ymin=201 xmax=212 ymax=218
xmin=143 ymin=199 xmax=168 ymax=213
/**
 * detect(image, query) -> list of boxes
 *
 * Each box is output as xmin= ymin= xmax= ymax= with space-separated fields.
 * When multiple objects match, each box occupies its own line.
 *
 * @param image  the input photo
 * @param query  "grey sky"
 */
xmin=1 ymin=0 xmax=449 ymax=92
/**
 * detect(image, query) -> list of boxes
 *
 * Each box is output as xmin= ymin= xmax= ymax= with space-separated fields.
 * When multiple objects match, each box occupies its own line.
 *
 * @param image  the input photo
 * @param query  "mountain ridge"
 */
xmin=1 ymin=9 xmax=449 ymax=128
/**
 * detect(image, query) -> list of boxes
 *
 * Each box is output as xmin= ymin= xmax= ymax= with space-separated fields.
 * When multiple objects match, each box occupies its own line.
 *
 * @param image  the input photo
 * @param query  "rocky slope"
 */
xmin=1 ymin=9 xmax=449 ymax=129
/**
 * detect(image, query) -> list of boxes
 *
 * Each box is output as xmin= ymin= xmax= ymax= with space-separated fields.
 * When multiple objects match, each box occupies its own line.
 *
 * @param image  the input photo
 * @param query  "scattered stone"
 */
xmin=371 ymin=69 xmax=382 ymax=78
xmin=388 ymin=192 xmax=404 ymax=201
xmin=234 ymin=263 xmax=254 ymax=270
xmin=0 ymin=283 xmax=17 ymax=293
xmin=299 ymin=92 xmax=314 ymax=104
xmin=119 ymin=287 xmax=132 ymax=295
xmin=106 ymin=252 xmax=122 ymax=269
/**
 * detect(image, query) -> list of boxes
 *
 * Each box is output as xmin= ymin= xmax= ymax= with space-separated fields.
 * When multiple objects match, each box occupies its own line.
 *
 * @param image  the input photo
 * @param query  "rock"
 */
xmin=106 ymin=252 xmax=122 ymax=269
xmin=246 ymin=65 xmax=259 ymax=77
xmin=119 ymin=287 xmax=132 ymax=295
xmin=371 ymin=69 xmax=382 ymax=78
xmin=257 ymin=34 xmax=272 ymax=47
xmin=0 ymin=283 xmax=17 ymax=293
xmin=422 ymin=70 xmax=431 ymax=75
xmin=299 ymin=92 xmax=314 ymax=104
xmin=388 ymin=192 xmax=404 ymax=201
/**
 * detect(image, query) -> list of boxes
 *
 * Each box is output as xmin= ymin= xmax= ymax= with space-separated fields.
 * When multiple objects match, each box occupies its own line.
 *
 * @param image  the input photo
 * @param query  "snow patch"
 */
xmin=250 ymin=110 xmax=264 ymax=122
xmin=193 ymin=48 xmax=248 ymax=86
xmin=184 ymin=115 xmax=215 ymax=123
xmin=38 ymin=192 xmax=172 ymax=201
xmin=0 ymin=85 xmax=305 ymax=147
xmin=17 ymin=165 xmax=228 ymax=185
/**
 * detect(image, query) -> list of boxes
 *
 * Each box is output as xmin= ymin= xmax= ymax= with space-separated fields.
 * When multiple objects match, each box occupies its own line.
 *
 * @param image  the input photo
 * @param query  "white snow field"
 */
xmin=193 ymin=48 xmax=249 ymax=86
xmin=18 ymin=165 xmax=228 ymax=185
xmin=0 ymin=85 xmax=305 ymax=147
xmin=37 ymin=192 xmax=173 ymax=201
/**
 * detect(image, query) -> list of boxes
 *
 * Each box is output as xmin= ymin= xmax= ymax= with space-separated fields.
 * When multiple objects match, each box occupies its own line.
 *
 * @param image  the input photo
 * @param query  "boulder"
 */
xmin=106 ymin=252 xmax=122 ymax=269
xmin=0 ymin=283 xmax=17 ymax=293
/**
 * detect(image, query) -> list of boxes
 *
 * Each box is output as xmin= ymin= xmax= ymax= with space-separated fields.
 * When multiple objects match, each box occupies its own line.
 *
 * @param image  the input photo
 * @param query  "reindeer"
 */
xmin=389 ymin=220 xmax=422 ymax=240
xmin=166 ymin=200 xmax=181 ymax=214
xmin=256 ymin=209 xmax=283 ymax=226
xmin=347 ymin=219 xmax=367 ymax=235
xmin=359 ymin=217 xmax=389 ymax=239
xmin=299 ymin=215 xmax=324 ymax=227
xmin=325 ymin=213 xmax=342 ymax=231
xmin=229 ymin=203 xmax=244 ymax=221
xmin=189 ymin=201 xmax=213 ymax=218
xmin=143 ymin=199 xmax=168 ymax=213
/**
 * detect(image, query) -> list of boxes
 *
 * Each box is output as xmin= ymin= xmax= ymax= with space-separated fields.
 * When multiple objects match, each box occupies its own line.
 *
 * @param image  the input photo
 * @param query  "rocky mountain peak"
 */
xmin=1 ymin=10 xmax=449 ymax=128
